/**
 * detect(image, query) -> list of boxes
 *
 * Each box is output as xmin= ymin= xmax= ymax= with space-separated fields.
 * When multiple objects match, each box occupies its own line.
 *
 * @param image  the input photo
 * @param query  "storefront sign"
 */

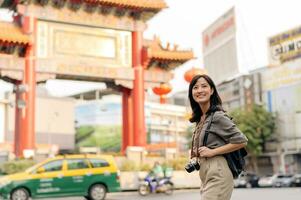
xmin=261 ymin=63 xmax=301 ymax=90
xmin=268 ymin=25 xmax=301 ymax=65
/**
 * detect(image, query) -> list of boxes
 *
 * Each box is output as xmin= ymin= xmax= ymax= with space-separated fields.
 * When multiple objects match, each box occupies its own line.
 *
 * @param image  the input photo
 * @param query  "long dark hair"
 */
xmin=188 ymin=74 xmax=223 ymax=123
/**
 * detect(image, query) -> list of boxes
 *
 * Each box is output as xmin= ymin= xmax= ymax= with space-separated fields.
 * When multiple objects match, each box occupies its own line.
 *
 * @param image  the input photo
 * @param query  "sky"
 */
xmin=1 ymin=0 xmax=301 ymax=96
xmin=144 ymin=0 xmax=301 ymax=93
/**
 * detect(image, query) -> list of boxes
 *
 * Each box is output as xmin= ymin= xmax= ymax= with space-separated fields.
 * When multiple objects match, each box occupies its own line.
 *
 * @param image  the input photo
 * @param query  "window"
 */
xmin=42 ymin=160 xmax=63 ymax=172
xmin=67 ymin=159 xmax=89 ymax=170
xmin=89 ymin=159 xmax=109 ymax=168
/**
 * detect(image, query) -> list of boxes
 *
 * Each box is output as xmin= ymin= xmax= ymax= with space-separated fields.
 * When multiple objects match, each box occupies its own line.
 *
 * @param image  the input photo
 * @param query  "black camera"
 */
xmin=185 ymin=160 xmax=200 ymax=173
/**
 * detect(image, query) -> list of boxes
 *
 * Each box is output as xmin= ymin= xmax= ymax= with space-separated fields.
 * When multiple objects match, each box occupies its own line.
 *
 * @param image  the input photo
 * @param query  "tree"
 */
xmin=230 ymin=104 xmax=276 ymax=172
xmin=185 ymin=125 xmax=194 ymax=149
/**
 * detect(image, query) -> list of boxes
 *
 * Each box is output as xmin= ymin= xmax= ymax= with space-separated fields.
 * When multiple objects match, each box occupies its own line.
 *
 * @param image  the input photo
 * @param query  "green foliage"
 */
xmin=119 ymin=157 xmax=189 ymax=172
xmin=162 ymin=156 xmax=189 ymax=170
xmin=76 ymin=125 xmax=122 ymax=152
xmin=185 ymin=125 xmax=194 ymax=149
xmin=0 ymin=159 xmax=36 ymax=175
xmin=139 ymin=163 xmax=152 ymax=171
xmin=75 ymin=126 xmax=95 ymax=143
xmin=119 ymin=159 xmax=137 ymax=171
xmin=230 ymin=104 xmax=276 ymax=156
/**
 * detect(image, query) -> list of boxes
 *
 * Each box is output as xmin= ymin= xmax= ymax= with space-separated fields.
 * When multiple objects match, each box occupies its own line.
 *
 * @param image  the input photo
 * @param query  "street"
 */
xmin=40 ymin=188 xmax=301 ymax=200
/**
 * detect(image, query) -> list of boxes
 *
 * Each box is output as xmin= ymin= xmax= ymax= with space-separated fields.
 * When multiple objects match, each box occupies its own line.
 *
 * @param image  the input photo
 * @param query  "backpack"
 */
xmin=203 ymin=112 xmax=248 ymax=178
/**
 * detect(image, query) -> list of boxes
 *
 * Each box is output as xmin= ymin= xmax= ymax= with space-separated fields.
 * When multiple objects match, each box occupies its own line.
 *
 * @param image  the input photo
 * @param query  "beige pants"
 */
xmin=198 ymin=156 xmax=234 ymax=200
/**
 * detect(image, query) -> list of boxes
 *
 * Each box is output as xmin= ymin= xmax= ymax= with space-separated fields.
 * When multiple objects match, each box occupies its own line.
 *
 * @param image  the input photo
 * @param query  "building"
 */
xmin=0 ymin=87 xmax=75 ymax=160
xmin=145 ymin=102 xmax=189 ymax=153
xmin=256 ymin=24 xmax=301 ymax=174
xmin=202 ymin=7 xmax=239 ymax=84
xmin=235 ymin=24 xmax=301 ymax=174
xmin=217 ymin=73 xmax=262 ymax=112
xmin=202 ymin=7 xmax=255 ymax=85
xmin=252 ymin=64 xmax=301 ymax=173
xmin=169 ymin=90 xmax=189 ymax=107
xmin=75 ymin=94 xmax=190 ymax=154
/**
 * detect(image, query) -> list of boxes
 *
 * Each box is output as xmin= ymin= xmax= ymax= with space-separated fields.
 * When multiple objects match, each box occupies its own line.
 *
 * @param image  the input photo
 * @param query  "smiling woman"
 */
xmin=186 ymin=74 xmax=248 ymax=200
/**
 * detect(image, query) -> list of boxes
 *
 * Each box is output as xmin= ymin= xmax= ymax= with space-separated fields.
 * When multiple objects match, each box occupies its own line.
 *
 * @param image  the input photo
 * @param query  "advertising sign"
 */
xmin=268 ymin=25 xmax=301 ymax=66
xmin=202 ymin=7 xmax=238 ymax=84
xmin=261 ymin=62 xmax=301 ymax=91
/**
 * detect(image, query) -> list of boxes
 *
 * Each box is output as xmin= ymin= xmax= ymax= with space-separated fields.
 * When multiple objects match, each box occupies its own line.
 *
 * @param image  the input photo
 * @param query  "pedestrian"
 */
xmin=188 ymin=74 xmax=248 ymax=200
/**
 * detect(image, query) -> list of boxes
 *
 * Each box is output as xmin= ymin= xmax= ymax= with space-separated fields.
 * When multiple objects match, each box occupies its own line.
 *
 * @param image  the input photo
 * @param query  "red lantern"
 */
xmin=184 ymin=67 xmax=206 ymax=83
xmin=152 ymin=83 xmax=172 ymax=104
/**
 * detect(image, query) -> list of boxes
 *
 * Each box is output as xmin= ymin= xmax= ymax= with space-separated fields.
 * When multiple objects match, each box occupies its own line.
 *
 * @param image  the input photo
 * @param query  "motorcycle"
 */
xmin=138 ymin=173 xmax=174 ymax=196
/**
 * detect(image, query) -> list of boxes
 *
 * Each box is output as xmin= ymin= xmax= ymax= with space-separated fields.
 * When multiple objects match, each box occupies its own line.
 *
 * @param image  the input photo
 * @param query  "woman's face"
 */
xmin=192 ymin=77 xmax=214 ymax=105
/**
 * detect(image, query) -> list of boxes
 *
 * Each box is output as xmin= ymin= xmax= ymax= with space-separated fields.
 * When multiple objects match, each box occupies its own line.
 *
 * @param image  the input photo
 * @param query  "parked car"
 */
xmin=0 ymin=154 xmax=120 ymax=200
xmin=258 ymin=174 xmax=277 ymax=187
xmin=291 ymin=173 xmax=301 ymax=187
xmin=234 ymin=172 xmax=259 ymax=188
xmin=273 ymin=174 xmax=294 ymax=187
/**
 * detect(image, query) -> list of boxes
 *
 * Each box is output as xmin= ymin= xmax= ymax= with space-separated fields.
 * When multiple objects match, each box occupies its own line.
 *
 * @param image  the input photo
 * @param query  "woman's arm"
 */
xmin=198 ymin=143 xmax=246 ymax=158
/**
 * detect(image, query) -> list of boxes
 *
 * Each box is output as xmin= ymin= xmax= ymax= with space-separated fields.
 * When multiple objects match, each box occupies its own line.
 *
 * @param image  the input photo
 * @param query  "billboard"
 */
xmin=202 ymin=7 xmax=238 ymax=84
xmin=261 ymin=61 xmax=301 ymax=91
xmin=75 ymin=101 xmax=122 ymax=152
xmin=268 ymin=25 xmax=301 ymax=66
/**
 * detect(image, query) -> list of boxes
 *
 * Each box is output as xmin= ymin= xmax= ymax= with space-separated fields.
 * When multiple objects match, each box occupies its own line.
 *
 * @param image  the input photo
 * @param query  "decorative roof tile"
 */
xmin=145 ymin=36 xmax=194 ymax=61
xmin=96 ymin=0 xmax=168 ymax=10
xmin=150 ymin=51 xmax=194 ymax=61
xmin=0 ymin=22 xmax=29 ymax=44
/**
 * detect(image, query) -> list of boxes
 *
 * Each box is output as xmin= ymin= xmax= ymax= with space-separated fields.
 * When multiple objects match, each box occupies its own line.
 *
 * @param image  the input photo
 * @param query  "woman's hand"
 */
xmin=198 ymin=146 xmax=216 ymax=158
xmin=198 ymin=143 xmax=247 ymax=158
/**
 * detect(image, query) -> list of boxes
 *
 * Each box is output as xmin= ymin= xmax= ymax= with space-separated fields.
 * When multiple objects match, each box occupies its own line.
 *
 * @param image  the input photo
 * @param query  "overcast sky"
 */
xmin=1 ymin=0 xmax=301 ymax=96
xmin=144 ymin=0 xmax=301 ymax=93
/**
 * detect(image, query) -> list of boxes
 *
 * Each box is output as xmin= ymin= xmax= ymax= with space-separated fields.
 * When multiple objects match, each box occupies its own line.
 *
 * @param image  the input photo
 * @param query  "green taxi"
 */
xmin=0 ymin=154 xmax=120 ymax=200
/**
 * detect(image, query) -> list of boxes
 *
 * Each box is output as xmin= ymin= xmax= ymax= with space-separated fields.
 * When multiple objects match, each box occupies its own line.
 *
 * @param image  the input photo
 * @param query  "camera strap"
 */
xmin=202 ymin=112 xmax=215 ymax=146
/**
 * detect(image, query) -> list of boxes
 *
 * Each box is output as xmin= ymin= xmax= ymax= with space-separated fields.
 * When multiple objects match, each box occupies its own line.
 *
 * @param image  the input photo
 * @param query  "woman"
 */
xmin=189 ymin=74 xmax=248 ymax=200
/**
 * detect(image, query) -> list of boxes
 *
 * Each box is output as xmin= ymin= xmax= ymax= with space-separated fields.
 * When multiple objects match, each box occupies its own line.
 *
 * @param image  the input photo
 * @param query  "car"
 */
xmin=258 ymin=174 xmax=277 ymax=187
xmin=234 ymin=172 xmax=259 ymax=188
xmin=273 ymin=174 xmax=294 ymax=187
xmin=292 ymin=173 xmax=301 ymax=187
xmin=0 ymin=154 xmax=120 ymax=200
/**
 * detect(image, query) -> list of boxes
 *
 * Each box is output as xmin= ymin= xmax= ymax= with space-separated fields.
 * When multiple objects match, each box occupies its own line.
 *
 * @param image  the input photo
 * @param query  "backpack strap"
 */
xmin=202 ymin=112 xmax=215 ymax=146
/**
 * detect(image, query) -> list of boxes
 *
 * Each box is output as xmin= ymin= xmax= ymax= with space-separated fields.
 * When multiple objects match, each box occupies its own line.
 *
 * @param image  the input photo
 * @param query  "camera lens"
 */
xmin=185 ymin=163 xmax=194 ymax=173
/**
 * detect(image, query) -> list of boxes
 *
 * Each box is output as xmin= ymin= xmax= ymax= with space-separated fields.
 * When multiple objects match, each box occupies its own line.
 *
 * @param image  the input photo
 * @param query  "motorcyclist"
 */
xmin=150 ymin=161 xmax=164 ymax=185
xmin=138 ymin=162 xmax=174 ymax=196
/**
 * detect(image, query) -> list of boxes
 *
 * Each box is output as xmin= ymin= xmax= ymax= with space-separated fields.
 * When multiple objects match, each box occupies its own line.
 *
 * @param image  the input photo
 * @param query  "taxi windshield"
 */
xmin=25 ymin=163 xmax=40 ymax=173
